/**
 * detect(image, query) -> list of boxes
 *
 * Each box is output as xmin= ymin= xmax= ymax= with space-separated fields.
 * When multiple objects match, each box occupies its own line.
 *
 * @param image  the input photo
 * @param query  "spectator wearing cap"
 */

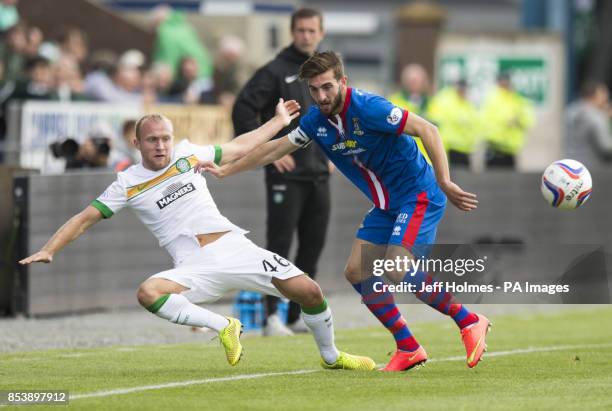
xmin=120 ymin=49 xmax=145 ymax=70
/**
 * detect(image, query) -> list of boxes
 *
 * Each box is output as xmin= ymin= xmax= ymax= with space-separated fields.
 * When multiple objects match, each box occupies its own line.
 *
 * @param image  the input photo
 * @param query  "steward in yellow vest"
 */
xmin=480 ymin=72 xmax=534 ymax=168
xmin=426 ymin=80 xmax=481 ymax=167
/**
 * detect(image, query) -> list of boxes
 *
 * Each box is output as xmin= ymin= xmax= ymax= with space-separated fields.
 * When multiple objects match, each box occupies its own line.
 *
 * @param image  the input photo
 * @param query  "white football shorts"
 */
xmin=150 ymin=231 xmax=304 ymax=303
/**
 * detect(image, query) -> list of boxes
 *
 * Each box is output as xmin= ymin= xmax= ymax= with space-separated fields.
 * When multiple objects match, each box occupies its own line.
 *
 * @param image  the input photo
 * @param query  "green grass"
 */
xmin=2 ymin=307 xmax=612 ymax=410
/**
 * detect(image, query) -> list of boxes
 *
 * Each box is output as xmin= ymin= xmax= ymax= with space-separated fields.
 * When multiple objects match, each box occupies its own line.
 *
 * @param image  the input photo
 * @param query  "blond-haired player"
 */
xmin=20 ymin=99 xmax=375 ymax=371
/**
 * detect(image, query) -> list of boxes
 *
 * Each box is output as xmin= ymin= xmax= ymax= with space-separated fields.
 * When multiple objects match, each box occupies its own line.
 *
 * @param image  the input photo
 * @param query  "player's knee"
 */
xmin=300 ymin=280 xmax=324 ymax=307
xmin=136 ymin=281 xmax=163 ymax=308
xmin=344 ymin=263 xmax=361 ymax=284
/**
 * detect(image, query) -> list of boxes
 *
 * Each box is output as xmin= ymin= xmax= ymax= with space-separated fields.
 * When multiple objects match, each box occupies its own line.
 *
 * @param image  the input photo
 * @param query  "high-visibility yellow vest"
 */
xmin=480 ymin=86 xmax=535 ymax=155
xmin=388 ymin=91 xmax=431 ymax=163
xmin=426 ymin=87 xmax=482 ymax=154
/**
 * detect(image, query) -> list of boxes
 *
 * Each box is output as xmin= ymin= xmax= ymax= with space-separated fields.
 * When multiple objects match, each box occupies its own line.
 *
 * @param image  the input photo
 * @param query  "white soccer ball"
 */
xmin=541 ymin=159 xmax=592 ymax=209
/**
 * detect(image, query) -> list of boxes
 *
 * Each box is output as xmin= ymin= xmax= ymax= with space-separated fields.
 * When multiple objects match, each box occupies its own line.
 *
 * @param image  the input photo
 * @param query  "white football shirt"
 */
xmin=92 ymin=140 xmax=246 ymax=252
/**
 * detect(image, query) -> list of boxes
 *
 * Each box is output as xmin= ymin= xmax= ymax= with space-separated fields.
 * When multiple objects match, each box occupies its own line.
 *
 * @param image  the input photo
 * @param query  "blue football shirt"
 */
xmin=289 ymin=88 xmax=436 ymax=210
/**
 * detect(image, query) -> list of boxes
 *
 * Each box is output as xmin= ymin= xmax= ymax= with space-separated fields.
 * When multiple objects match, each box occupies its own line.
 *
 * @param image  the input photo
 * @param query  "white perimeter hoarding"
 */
xmin=19 ymin=102 xmax=142 ymax=174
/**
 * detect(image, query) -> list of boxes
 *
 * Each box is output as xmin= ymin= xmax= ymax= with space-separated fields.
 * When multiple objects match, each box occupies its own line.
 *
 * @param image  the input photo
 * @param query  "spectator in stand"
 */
xmin=167 ymin=55 xmax=209 ymax=104
xmin=150 ymin=5 xmax=212 ymax=86
xmin=4 ymin=55 xmax=56 ymax=101
xmin=54 ymin=54 xmax=87 ymax=101
xmin=24 ymin=25 xmax=43 ymax=58
xmin=389 ymin=63 xmax=431 ymax=115
xmin=57 ymin=26 xmax=88 ymax=68
xmin=481 ymin=72 xmax=534 ymax=169
xmin=566 ymin=80 xmax=612 ymax=168
xmin=0 ymin=0 xmax=19 ymax=33
xmin=83 ymin=49 xmax=118 ymax=101
xmin=109 ymin=57 xmax=143 ymax=103
xmin=426 ymin=79 xmax=482 ymax=168
xmin=0 ymin=21 xmax=26 ymax=151
xmin=85 ymin=50 xmax=143 ymax=103
xmin=0 ymin=21 xmax=27 ymax=83
xmin=141 ymin=68 xmax=156 ymax=106
xmin=120 ymin=49 xmax=146 ymax=72
xmin=142 ymin=62 xmax=174 ymax=104
xmin=388 ymin=63 xmax=432 ymax=162
xmin=0 ymin=55 xmax=55 ymax=151
xmin=201 ymin=35 xmax=248 ymax=108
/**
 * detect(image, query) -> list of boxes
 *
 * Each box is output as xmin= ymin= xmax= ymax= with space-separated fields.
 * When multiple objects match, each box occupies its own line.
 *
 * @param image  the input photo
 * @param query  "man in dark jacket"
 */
xmin=232 ymin=8 xmax=330 ymax=336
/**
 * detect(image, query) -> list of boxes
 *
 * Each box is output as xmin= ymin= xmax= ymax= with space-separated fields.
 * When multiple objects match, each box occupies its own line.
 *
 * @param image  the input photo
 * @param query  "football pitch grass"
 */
xmin=1 ymin=307 xmax=611 ymax=410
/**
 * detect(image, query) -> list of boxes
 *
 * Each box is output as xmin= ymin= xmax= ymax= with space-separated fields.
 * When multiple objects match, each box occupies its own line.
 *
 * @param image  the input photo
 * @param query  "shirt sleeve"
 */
xmin=91 ymin=180 xmax=127 ymax=218
xmin=359 ymin=94 xmax=409 ymax=136
xmin=178 ymin=140 xmax=221 ymax=164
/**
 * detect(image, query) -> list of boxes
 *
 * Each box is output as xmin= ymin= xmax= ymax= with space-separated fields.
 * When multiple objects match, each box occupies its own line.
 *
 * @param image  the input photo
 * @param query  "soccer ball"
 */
xmin=540 ymin=159 xmax=592 ymax=209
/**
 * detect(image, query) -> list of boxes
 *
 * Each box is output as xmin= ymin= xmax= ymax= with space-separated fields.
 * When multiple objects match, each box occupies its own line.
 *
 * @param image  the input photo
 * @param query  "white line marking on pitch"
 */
xmin=427 ymin=342 xmax=612 ymax=363
xmin=70 ymin=342 xmax=612 ymax=401
xmin=70 ymin=370 xmax=318 ymax=400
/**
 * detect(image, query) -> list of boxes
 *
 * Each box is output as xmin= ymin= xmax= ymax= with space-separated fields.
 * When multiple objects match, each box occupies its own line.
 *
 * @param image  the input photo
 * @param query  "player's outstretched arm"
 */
xmin=217 ymin=98 xmax=300 ymax=165
xmin=19 ymin=205 xmax=103 ymax=265
xmin=403 ymin=113 xmax=478 ymax=211
xmin=202 ymin=136 xmax=299 ymax=179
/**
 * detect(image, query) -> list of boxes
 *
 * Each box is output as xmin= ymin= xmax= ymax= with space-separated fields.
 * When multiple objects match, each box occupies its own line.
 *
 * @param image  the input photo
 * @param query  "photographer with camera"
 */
xmin=50 ymin=134 xmax=111 ymax=170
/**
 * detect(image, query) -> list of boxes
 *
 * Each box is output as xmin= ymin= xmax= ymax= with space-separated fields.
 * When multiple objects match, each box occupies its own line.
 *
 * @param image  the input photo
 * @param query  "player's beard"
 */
xmin=322 ymin=92 xmax=343 ymax=116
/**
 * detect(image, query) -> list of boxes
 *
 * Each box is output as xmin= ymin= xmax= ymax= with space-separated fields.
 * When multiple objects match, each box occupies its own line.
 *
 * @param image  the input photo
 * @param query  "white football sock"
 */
xmin=302 ymin=307 xmax=340 ymax=364
xmin=154 ymin=294 xmax=229 ymax=332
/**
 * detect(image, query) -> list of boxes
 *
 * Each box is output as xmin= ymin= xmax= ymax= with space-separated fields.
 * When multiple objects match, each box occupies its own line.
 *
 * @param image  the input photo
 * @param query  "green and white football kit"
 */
xmin=92 ymin=140 xmax=303 ymax=303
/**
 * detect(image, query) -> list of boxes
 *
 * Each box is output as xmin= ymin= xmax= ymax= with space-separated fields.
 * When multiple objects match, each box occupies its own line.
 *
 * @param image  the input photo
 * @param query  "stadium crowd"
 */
xmin=0 ymin=2 xmax=248 ymax=169
xmin=1 ymin=0 xmax=611 ymax=172
xmin=0 ymin=5 xmax=246 ymax=107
